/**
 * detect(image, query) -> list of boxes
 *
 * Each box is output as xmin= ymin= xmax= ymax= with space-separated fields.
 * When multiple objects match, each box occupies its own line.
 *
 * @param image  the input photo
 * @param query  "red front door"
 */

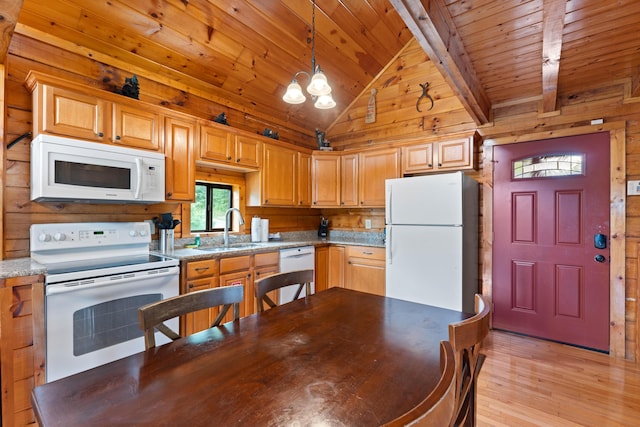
xmin=492 ymin=132 xmax=610 ymax=351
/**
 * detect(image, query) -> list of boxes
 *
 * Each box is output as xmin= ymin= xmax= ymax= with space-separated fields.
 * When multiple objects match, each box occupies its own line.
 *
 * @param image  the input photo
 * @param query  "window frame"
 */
xmin=191 ymin=181 xmax=233 ymax=233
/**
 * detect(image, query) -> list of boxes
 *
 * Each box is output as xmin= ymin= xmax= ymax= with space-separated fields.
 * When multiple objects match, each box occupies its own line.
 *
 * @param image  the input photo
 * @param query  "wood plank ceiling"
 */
xmin=1 ymin=0 xmax=640 ymax=138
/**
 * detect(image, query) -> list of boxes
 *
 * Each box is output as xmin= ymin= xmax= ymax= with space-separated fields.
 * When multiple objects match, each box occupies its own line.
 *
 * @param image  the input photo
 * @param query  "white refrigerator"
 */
xmin=385 ymin=172 xmax=478 ymax=313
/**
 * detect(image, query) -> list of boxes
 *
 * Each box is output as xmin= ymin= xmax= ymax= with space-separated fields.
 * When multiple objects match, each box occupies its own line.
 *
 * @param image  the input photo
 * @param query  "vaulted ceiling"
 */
xmin=2 ymin=0 xmax=640 ymax=138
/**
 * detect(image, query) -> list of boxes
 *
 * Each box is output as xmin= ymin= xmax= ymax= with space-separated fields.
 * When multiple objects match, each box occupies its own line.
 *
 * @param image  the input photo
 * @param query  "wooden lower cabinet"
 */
xmin=252 ymin=252 xmax=279 ymax=312
xmin=315 ymin=245 xmax=384 ymax=296
xmin=345 ymin=246 xmax=386 ymax=296
xmin=182 ymin=252 xmax=280 ymax=334
xmin=182 ymin=258 xmax=219 ymax=335
xmin=0 ymin=275 xmax=45 ymax=427
xmin=328 ymin=245 xmax=346 ymax=288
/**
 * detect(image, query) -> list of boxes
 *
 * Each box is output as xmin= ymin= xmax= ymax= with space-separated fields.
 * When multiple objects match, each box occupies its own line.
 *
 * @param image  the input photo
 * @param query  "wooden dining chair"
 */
xmin=138 ymin=285 xmax=244 ymax=350
xmin=254 ymin=269 xmax=314 ymax=312
xmin=381 ymin=340 xmax=457 ymax=427
xmin=448 ymin=293 xmax=491 ymax=427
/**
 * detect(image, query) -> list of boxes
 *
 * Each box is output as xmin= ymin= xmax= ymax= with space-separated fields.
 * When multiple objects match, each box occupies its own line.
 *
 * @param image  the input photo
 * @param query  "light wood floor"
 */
xmin=477 ymin=331 xmax=640 ymax=426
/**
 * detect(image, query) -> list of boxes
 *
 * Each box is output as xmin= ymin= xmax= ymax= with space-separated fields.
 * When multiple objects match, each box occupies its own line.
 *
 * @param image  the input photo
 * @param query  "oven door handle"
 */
xmin=46 ymin=267 xmax=179 ymax=296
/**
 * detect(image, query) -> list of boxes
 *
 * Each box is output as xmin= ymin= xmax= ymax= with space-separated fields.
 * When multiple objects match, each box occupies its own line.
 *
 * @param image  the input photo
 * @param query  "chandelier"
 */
xmin=282 ymin=0 xmax=336 ymax=109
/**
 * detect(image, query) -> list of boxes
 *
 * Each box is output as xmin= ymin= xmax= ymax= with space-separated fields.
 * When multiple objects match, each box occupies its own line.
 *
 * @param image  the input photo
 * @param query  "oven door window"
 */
xmin=73 ymin=293 xmax=160 ymax=356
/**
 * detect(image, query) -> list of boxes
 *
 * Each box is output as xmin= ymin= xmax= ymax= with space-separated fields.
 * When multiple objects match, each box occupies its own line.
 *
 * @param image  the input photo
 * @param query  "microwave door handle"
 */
xmin=134 ymin=158 xmax=143 ymax=200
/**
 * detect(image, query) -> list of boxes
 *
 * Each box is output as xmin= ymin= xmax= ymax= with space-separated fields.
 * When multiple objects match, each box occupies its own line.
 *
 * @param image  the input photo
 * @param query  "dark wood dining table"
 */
xmin=31 ymin=287 xmax=470 ymax=426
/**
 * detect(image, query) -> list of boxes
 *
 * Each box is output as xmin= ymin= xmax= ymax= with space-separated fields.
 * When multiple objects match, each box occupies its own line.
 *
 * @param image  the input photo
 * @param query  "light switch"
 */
xmin=627 ymin=180 xmax=640 ymax=195
xmin=365 ymin=219 xmax=372 ymax=229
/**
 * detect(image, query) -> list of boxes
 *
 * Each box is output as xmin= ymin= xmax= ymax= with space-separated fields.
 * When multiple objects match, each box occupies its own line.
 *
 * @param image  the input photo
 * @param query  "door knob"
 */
xmin=594 ymin=254 xmax=606 ymax=263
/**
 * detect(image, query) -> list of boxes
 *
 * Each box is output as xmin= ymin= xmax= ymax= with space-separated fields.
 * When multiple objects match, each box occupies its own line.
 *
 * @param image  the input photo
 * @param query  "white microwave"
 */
xmin=31 ymin=134 xmax=166 ymax=203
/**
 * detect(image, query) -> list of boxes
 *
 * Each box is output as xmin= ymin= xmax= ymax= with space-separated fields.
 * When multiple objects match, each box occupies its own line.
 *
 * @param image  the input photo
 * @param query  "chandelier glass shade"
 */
xmin=282 ymin=0 xmax=335 ymax=109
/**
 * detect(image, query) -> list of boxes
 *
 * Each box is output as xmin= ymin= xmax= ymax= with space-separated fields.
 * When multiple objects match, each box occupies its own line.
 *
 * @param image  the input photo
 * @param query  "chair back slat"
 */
xmin=254 ymin=269 xmax=314 ymax=312
xmin=138 ymin=285 xmax=244 ymax=350
xmin=448 ymin=294 xmax=491 ymax=426
xmin=381 ymin=340 xmax=457 ymax=427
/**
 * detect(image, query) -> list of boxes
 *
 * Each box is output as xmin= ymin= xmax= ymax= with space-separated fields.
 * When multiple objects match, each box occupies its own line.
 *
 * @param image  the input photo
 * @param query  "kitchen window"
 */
xmin=190 ymin=182 xmax=233 ymax=232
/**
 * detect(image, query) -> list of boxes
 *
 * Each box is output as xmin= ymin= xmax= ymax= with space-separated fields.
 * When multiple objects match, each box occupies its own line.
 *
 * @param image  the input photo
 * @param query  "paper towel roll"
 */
xmin=260 ymin=219 xmax=269 ymax=242
xmin=251 ymin=217 xmax=262 ymax=242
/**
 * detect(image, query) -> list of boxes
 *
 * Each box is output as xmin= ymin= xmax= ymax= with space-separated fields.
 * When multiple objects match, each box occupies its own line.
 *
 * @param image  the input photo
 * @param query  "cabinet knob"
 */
xmin=96 ymin=132 xmax=104 ymax=137
xmin=188 ymin=283 xmax=194 ymax=289
xmin=438 ymin=163 xmax=442 ymax=167
xmin=227 ymin=156 xmax=232 ymax=160
xmin=167 ymin=192 xmax=172 ymax=197
xmin=236 ymin=159 xmax=240 ymax=163
xmin=115 ymin=135 xmax=121 ymax=140
xmin=428 ymin=163 xmax=433 ymax=167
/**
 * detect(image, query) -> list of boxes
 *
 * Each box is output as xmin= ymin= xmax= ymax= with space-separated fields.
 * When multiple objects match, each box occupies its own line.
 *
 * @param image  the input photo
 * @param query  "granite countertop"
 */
xmin=167 ymin=237 xmax=384 ymax=261
xmin=0 ymin=258 xmax=47 ymax=279
xmin=0 ymin=232 xmax=385 ymax=278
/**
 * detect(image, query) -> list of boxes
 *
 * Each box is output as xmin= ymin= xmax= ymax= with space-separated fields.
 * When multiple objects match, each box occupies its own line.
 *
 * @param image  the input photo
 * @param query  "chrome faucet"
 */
xmin=223 ymin=208 xmax=245 ymax=247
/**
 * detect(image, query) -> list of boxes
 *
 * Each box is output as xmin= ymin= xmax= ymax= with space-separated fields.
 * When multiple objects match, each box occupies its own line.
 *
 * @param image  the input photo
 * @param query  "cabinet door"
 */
xmin=328 ymin=246 xmax=345 ymax=288
xmin=402 ymin=143 xmax=434 ymax=174
xmin=199 ymin=125 xmax=233 ymax=162
xmin=315 ymin=246 xmax=329 ymax=292
xmin=436 ymin=137 xmax=472 ymax=170
xmin=358 ymin=148 xmax=400 ymax=207
xmin=220 ymin=271 xmax=251 ymax=318
xmin=346 ymin=246 xmax=385 ymax=296
xmin=312 ymin=153 xmax=340 ymax=207
xmin=235 ymin=135 xmax=261 ymax=168
xmin=297 ymin=152 xmax=312 ymax=206
xmin=41 ymin=85 xmax=108 ymax=142
xmin=261 ymin=144 xmax=297 ymax=206
xmin=112 ymin=103 xmax=160 ymax=150
xmin=340 ymin=154 xmax=359 ymax=207
xmin=164 ymin=116 xmax=196 ymax=201
xmin=253 ymin=265 xmax=279 ymax=314
xmin=184 ymin=277 xmax=218 ymax=335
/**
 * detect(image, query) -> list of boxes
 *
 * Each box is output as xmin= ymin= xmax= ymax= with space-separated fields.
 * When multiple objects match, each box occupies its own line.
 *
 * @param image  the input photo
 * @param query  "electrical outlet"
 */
xmin=365 ymin=219 xmax=372 ymax=229
xmin=628 ymin=180 xmax=640 ymax=195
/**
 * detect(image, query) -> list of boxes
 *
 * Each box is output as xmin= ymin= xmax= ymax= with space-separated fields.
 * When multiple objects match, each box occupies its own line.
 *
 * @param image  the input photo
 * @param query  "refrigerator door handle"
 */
xmin=385 ymin=184 xmax=392 ymax=224
xmin=386 ymin=225 xmax=392 ymax=265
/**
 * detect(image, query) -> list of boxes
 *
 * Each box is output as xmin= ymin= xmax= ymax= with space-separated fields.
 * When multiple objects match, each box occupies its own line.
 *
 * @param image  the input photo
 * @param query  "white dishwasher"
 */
xmin=279 ymin=246 xmax=315 ymax=304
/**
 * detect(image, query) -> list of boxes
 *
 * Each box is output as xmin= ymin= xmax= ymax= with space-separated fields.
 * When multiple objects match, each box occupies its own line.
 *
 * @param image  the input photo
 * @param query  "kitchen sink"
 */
xmin=198 ymin=243 xmax=265 ymax=252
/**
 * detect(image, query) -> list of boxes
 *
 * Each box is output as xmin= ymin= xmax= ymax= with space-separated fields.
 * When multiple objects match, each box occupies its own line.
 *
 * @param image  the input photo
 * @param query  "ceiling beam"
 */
xmin=390 ymin=0 xmax=490 ymax=125
xmin=541 ymin=0 xmax=568 ymax=113
xmin=0 ymin=0 xmax=23 ymax=64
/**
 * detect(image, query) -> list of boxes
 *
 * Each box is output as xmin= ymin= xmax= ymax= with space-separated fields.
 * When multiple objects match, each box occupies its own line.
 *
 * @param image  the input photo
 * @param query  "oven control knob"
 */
xmin=139 ymin=229 xmax=147 ymax=237
xmin=53 ymin=233 xmax=66 ymax=241
xmin=38 ymin=233 xmax=52 ymax=242
xmin=129 ymin=230 xmax=138 ymax=237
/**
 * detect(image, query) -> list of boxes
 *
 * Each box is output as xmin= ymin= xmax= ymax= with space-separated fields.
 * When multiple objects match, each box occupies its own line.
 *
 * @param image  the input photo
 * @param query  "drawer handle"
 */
xmin=194 ymin=266 xmax=210 ymax=272
xmin=362 ymin=251 xmax=373 ymax=255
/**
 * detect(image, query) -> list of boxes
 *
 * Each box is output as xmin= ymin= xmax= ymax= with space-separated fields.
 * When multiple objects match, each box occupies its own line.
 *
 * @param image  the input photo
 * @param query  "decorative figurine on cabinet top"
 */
xmin=116 ymin=75 xmax=140 ymax=100
xmin=315 ymin=129 xmax=331 ymax=151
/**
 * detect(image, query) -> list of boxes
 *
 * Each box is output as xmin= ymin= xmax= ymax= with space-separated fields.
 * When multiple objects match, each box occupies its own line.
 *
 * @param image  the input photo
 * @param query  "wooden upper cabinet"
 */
xmin=198 ymin=125 xmax=261 ymax=170
xmin=312 ymin=152 xmax=341 ymax=207
xmin=297 ymin=152 xmax=312 ymax=206
xmin=402 ymin=142 xmax=434 ymax=174
xmin=401 ymin=135 xmax=476 ymax=175
xmin=39 ymin=84 xmax=109 ymax=142
xmin=112 ymin=103 xmax=161 ymax=151
xmin=164 ymin=115 xmax=196 ymax=201
xmin=437 ymin=137 xmax=473 ymax=170
xmin=235 ymin=135 xmax=261 ymax=168
xmin=199 ymin=125 xmax=233 ymax=162
xmin=341 ymin=153 xmax=359 ymax=207
xmin=246 ymin=143 xmax=297 ymax=206
xmin=358 ymin=148 xmax=400 ymax=207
